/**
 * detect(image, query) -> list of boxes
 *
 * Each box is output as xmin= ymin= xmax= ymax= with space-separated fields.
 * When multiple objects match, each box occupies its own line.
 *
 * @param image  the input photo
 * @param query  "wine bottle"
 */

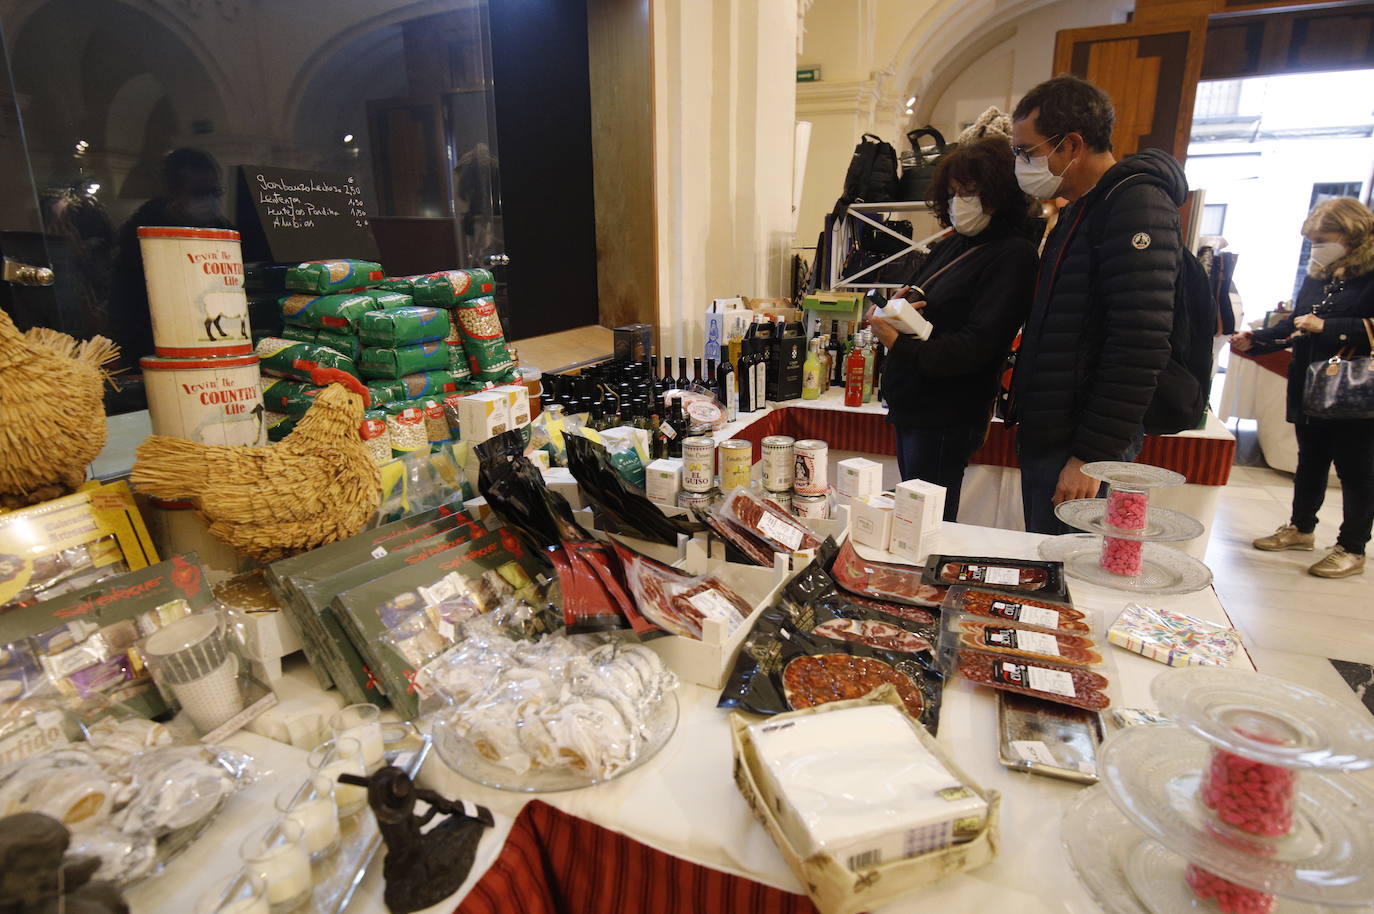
xmin=692 ymin=357 xmax=703 ymax=386
xmin=676 ymin=357 xmax=690 ymax=390
xmin=752 ymin=335 xmax=767 ymax=410
xmin=717 ymin=355 xmax=737 ymax=422
xmin=828 ymin=321 xmax=844 ymax=388
xmin=736 ymin=335 xmax=752 ymax=414
xmin=650 ymin=413 xmax=667 ymax=459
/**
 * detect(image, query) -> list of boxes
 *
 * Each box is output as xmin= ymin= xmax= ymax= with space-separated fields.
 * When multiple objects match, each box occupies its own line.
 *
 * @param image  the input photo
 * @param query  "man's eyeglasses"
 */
xmin=1012 ymin=134 xmax=1063 ymax=164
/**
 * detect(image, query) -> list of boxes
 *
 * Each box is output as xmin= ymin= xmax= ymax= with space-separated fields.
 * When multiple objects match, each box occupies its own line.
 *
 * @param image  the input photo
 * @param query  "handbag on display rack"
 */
xmin=1303 ymin=318 xmax=1374 ymax=419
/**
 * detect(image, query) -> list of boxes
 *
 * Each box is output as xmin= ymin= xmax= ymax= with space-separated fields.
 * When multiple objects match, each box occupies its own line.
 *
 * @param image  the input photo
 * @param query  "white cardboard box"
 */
xmin=540 ymin=467 xmax=585 ymax=510
xmin=851 ymin=495 xmax=895 ymax=551
xmin=457 ymin=391 xmax=511 ymax=442
xmin=488 ymin=384 xmax=531 ymax=428
xmin=705 ymin=298 xmax=753 ymax=364
xmin=894 ymin=478 xmax=945 ymax=530
xmin=835 ymin=457 xmax=883 ymax=498
xmin=646 ymin=458 xmax=684 ymax=506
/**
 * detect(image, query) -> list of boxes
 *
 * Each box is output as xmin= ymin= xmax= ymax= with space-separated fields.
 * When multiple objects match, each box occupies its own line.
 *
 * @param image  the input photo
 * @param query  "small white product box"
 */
xmin=889 ymin=479 xmax=945 ymax=561
xmin=835 ymin=457 xmax=883 ymax=498
xmin=851 ymin=494 xmax=895 ymax=551
xmin=704 ymin=297 xmax=753 ymax=365
xmin=488 ymin=384 xmax=531 ymax=428
xmin=646 ymin=458 xmax=684 ymax=507
xmin=457 ymin=391 xmax=510 ymax=442
xmin=873 ymin=298 xmax=933 ymax=339
xmin=894 ymin=478 xmax=946 ymax=528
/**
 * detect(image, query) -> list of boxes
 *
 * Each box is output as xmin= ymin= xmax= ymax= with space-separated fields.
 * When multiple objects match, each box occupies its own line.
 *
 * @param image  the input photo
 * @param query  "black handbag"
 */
xmin=898 ymin=126 xmax=949 ymax=202
xmin=1303 ymin=318 xmax=1374 ymax=419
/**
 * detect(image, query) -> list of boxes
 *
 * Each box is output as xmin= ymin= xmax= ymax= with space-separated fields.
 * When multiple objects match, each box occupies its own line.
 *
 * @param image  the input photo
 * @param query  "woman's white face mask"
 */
xmin=1015 ymin=136 xmax=1072 ymax=199
xmin=1309 ymin=241 xmax=1348 ymax=273
xmin=950 ymin=194 xmax=991 ymax=236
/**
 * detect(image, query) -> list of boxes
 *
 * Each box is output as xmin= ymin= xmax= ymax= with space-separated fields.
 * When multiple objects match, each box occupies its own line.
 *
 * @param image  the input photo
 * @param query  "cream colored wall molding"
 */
xmin=796 ymin=78 xmax=881 ymax=120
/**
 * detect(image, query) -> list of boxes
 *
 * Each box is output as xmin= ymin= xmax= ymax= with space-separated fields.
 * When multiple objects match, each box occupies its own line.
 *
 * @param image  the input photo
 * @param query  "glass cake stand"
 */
xmin=430 ymin=691 xmax=679 ymax=792
xmin=1040 ymin=461 xmax=1212 ymax=595
xmin=1062 ymin=667 xmax=1374 ymax=913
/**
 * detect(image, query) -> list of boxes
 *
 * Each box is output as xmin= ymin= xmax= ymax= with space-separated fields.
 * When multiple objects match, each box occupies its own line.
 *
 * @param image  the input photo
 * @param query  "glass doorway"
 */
xmin=0 ymin=0 xmax=507 ymax=413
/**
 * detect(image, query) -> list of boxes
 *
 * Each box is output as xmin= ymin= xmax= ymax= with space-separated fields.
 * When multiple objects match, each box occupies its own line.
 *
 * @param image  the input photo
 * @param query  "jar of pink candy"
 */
xmin=1062 ymin=667 xmax=1374 ymax=914
xmin=1041 ymin=461 xmax=1211 ymax=595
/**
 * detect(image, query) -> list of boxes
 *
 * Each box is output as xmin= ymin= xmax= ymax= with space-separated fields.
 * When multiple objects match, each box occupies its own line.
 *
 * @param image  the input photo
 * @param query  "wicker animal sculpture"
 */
xmin=131 ymin=370 xmax=380 ymax=562
xmin=0 ymin=309 xmax=120 ymax=509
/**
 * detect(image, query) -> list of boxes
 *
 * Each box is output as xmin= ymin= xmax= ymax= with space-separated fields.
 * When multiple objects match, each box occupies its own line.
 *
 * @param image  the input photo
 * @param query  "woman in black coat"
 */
xmin=1233 ymin=197 xmax=1374 ymax=578
xmin=868 ymin=137 xmax=1038 ymax=521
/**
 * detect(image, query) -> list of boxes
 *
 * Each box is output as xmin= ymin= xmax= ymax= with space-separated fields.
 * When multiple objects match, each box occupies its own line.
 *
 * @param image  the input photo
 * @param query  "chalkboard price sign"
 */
xmin=236 ymin=164 xmax=381 ymax=264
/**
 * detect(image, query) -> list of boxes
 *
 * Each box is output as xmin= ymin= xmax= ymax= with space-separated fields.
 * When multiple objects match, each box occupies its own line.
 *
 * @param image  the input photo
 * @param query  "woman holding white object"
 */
xmin=867 ymin=137 xmax=1038 ymax=521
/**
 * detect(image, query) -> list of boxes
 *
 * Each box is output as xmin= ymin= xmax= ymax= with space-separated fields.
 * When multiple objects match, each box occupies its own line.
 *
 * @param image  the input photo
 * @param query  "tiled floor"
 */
xmin=1206 ymin=452 xmax=1374 ymax=715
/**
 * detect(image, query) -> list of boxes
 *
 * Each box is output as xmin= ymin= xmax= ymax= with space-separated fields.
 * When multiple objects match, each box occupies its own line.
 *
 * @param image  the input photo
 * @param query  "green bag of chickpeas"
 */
xmin=357 ymin=289 xmax=413 ymax=310
xmin=285 ymin=259 xmax=384 ymax=294
xmin=278 ymin=293 xmax=374 ymax=331
xmin=359 ymin=341 xmax=451 ymax=379
xmin=255 ymin=337 xmax=359 ymax=381
xmin=364 ymin=379 xmax=405 ymax=405
xmin=357 ymin=306 xmax=448 ymax=347
xmin=453 ymin=295 xmax=513 ymax=379
xmin=396 ymin=370 xmax=461 ymax=399
xmin=265 ymin=411 xmax=299 ymax=442
xmin=313 ymin=328 xmax=362 ymax=361
xmin=260 ymin=378 xmax=325 ymax=416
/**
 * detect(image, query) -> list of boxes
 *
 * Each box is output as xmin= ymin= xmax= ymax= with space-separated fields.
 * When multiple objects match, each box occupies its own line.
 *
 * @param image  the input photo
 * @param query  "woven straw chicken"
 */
xmin=131 ymin=376 xmax=381 ymax=562
xmin=0 ymin=307 xmax=119 ymax=509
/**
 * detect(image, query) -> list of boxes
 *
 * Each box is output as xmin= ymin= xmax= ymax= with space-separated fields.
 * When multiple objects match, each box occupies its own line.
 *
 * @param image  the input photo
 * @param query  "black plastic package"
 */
xmin=565 ymin=435 xmax=702 ymax=546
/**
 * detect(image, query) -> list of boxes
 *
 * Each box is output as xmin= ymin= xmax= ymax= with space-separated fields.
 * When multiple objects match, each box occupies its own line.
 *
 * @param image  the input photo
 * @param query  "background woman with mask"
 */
xmin=1232 ymin=197 xmax=1374 ymax=579
xmin=867 ymin=136 xmax=1038 ymax=521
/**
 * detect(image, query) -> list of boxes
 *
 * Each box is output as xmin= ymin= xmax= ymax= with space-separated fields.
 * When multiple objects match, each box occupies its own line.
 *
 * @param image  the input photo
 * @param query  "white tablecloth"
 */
xmin=1217 ymin=356 xmax=1297 ymax=473
xmin=285 ymin=523 xmax=1244 ymax=914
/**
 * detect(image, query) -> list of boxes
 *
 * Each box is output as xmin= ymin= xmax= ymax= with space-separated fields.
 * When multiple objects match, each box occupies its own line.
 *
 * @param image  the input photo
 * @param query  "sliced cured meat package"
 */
xmin=922 ymin=555 xmax=1068 ymax=599
xmin=828 ymin=539 xmax=948 ymax=608
xmin=719 ymin=552 xmax=944 ymax=733
xmin=943 ymin=586 xmax=1089 ymax=633
xmin=549 ymin=544 xmax=627 ymax=635
xmin=696 ymin=510 xmax=776 ymax=567
xmin=715 ymin=489 xmax=822 ymax=555
xmin=611 ymin=541 xmax=752 ymax=640
xmin=956 ymin=649 xmax=1110 ymax=711
xmin=955 ymin=620 xmax=1102 ymax=667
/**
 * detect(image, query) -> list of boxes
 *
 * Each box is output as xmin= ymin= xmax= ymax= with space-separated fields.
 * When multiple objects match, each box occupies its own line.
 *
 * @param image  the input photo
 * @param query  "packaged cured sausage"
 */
xmin=939 ymin=615 xmax=1103 ymax=668
xmin=941 ymin=586 xmax=1090 ymax=634
xmin=921 ymin=555 xmax=1068 ymax=600
xmin=955 ymin=649 xmax=1111 ymax=711
xmin=719 ymin=555 xmax=944 ymax=733
xmin=781 ymin=551 xmax=939 ymax=652
xmin=828 ymin=540 xmax=948 ymax=608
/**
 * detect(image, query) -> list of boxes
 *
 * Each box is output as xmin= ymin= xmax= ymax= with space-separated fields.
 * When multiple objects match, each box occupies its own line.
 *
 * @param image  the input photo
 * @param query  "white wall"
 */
xmin=652 ymin=0 xmax=798 ymax=361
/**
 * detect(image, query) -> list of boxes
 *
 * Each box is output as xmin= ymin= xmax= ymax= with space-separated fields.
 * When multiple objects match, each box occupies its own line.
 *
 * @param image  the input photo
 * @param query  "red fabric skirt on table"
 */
xmin=456 ymin=800 xmax=819 ymax=914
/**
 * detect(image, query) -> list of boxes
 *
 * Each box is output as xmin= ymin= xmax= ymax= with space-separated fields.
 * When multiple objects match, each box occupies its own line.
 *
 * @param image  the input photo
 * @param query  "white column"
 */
xmin=652 ymin=0 xmax=798 ymax=362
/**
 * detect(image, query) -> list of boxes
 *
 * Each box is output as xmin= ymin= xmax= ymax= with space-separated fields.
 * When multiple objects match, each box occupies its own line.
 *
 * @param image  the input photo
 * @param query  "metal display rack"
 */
xmin=828 ymin=200 xmax=938 ymax=290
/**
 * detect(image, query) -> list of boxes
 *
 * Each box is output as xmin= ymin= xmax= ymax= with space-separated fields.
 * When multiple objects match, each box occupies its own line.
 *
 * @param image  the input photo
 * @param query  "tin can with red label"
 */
xmin=138 ymin=227 xmax=251 ymax=357
xmin=141 ymin=353 xmax=265 ymax=446
xmin=792 ymin=439 xmax=828 ymax=495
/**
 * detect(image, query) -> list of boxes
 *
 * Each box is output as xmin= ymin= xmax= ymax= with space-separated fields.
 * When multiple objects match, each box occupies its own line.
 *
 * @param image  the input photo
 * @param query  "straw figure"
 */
xmin=0 ymin=308 xmax=120 ymax=509
xmin=131 ymin=370 xmax=380 ymax=562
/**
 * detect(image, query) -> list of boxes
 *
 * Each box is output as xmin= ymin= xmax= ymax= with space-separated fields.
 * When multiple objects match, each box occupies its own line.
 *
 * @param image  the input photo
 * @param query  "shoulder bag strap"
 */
xmin=919 ymin=246 xmax=980 ymax=290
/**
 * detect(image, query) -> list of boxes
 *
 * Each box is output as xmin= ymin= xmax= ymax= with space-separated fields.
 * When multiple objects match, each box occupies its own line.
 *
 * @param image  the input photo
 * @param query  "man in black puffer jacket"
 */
xmin=1008 ymin=76 xmax=1188 ymax=534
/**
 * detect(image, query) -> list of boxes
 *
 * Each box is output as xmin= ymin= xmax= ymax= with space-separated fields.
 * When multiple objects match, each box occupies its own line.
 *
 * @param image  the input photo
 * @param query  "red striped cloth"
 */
xmin=729 ymin=406 xmax=1235 ymax=486
xmin=456 ymin=801 xmax=818 ymax=914
xmin=1232 ymin=348 xmax=1290 ymax=378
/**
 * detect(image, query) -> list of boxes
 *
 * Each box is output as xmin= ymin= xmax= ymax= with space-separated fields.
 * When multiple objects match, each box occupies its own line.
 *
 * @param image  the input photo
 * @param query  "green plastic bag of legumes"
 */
xmin=453 ymin=295 xmax=514 ymax=380
xmin=359 ymin=341 xmax=452 ymax=379
xmin=357 ymin=306 xmax=448 ymax=347
xmin=255 ymin=337 xmax=359 ymax=381
xmin=278 ymin=292 xmax=374 ymax=331
xmin=285 ymin=259 xmax=384 ymax=294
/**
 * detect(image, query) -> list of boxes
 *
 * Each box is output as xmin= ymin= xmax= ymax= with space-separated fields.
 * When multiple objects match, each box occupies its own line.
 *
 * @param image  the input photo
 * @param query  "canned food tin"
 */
xmin=764 ymin=489 xmax=792 ymax=511
xmin=141 ymin=353 xmax=266 ymax=446
xmin=138 ymin=227 xmax=251 ymax=357
xmin=682 ymin=436 xmax=716 ymax=493
xmin=791 ymin=493 xmax=830 ymax=520
xmin=761 ymin=435 xmax=795 ymax=492
xmin=793 ymin=439 xmax=829 ymax=495
xmin=678 ymin=488 xmax=719 ymax=511
xmin=718 ymin=439 xmax=753 ymax=492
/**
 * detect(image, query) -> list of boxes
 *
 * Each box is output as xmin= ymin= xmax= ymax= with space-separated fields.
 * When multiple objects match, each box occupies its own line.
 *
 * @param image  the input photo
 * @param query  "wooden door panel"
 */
xmin=1053 ymin=17 xmax=1207 ymax=160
